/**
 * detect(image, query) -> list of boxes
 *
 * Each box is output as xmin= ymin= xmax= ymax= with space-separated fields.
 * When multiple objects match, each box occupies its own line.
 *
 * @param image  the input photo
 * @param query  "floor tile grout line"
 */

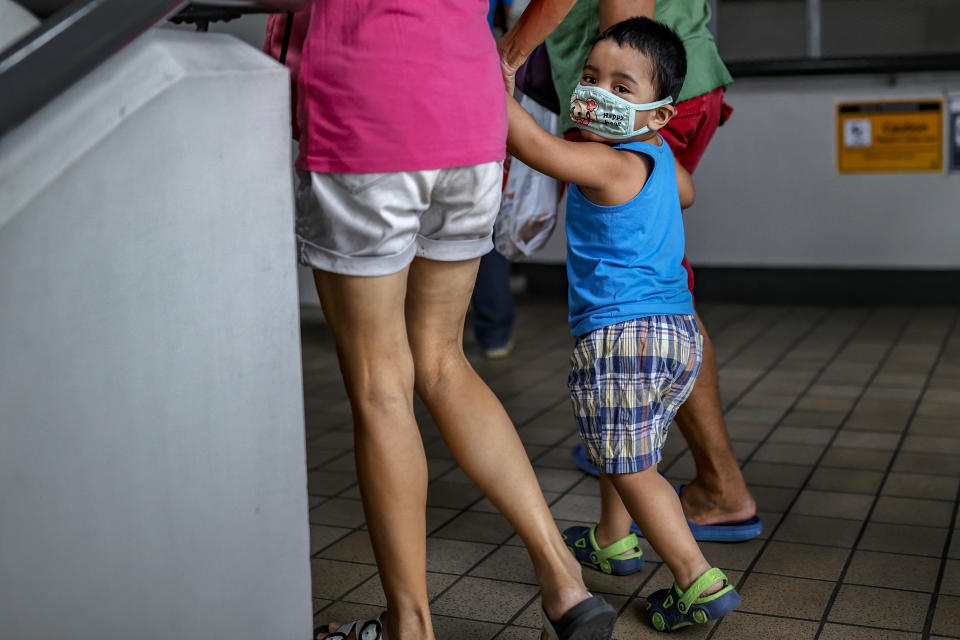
xmin=715 ymin=478 xmax=960 ymax=503
xmin=744 ymin=570 xmax=945 ymax=594
xmin=716 ymin=308 xmax=888 ymax=478
xmin=812 ymin=309 xmax=959 ymax=640
xmin=704 ymin=306 xmax=795 ymax=373
xmin=496 ymin=591 xmax=545 ymax=637
xmin=493 ymin=602 xmax=956 ymax=636
xmin=664 ymin=306 xmax=838 ymax=478
xmin=921 ymin=315 xmax=960 ymax=640
xmin=922 ymin=481 xmax=960 ymax=639
xmin=729 ymin=607 xmax=950 ymax=633
xmin=664 ymin=307 xmax=864 ymax=473
xmin=703 ymin=307 xmax=894 ymax=640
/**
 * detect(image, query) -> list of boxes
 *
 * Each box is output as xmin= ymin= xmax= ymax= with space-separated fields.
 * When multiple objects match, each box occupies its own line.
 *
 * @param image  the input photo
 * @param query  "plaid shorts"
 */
xmin=568 ymin=315 xmax=703 ymax=474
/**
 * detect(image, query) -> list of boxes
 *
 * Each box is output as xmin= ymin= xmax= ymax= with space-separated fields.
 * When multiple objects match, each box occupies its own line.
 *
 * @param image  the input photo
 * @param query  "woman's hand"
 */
xmin=497 ymin=39 xmax=523 ymax=95
xmin=497 ymin=0 xmax=578 ymax=94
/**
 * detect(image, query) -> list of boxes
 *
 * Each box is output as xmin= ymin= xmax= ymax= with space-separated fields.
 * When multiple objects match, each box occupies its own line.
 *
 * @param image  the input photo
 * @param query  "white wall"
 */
xmin=0 ymin=28 xmax=312 ymax=639
xmin=689 ymin=72 xmax=960 ymax=268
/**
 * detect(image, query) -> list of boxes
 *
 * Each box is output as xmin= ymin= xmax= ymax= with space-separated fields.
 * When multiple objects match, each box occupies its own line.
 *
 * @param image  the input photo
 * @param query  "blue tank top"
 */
xmin=565 ymin=138 xmax=694 ymax=337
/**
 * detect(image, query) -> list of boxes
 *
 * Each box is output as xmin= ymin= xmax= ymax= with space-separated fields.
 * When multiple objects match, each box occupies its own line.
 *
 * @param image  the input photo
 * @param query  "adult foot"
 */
xmin=315 ymin=613 xmax=390 ymax=640
xmin=538 ymin=540 xmax=594 ymax=623
xmin=679 ymin=479 xmax=756 ymax=527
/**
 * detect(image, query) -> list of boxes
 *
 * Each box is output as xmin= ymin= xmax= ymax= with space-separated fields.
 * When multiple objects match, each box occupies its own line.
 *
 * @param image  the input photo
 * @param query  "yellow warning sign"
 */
xmin=837 ymin=100 xmax=943 ymax=173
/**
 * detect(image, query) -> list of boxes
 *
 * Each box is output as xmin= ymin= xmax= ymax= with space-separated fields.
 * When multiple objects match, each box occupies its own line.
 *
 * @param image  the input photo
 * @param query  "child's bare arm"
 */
xmin=674 ymin=159 xmax=695 ymax=208
xmin=506 ymin=94 xmax=631 ymax=190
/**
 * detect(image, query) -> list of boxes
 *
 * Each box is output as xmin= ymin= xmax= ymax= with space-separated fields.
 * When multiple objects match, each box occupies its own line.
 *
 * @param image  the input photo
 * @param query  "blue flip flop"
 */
xmin=571 ymin=445 xmax=763 ymax=543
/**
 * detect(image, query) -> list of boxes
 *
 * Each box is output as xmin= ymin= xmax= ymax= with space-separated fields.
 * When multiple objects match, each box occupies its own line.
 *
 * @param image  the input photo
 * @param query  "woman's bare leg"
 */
xmin=313 ymin=268 xmax=432 ymax=640
xmin=404 ymin=256 xmax=589 ymax=622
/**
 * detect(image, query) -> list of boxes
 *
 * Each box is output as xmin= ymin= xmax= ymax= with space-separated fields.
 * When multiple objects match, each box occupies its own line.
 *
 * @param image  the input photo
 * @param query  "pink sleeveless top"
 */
xmin=286 ymin=0 xmax=507 ymax=174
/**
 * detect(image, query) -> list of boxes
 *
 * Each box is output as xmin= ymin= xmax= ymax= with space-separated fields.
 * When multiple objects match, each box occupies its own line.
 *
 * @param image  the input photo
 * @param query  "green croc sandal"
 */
xmin=562 ymin=524 xmax=644 ymax=576
xmin=644 ymin=568 xmax=741 ymax=632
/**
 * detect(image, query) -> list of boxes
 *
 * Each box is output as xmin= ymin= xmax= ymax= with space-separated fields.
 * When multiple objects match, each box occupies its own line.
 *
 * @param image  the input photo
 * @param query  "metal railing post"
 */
xmin=806 ymin=0 xmax=822 ymax=59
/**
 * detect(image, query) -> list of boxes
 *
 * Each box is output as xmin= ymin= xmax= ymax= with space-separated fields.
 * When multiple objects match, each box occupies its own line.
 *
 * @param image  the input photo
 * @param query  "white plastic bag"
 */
xmin=495 ymin=92 xmax=564 ymax=260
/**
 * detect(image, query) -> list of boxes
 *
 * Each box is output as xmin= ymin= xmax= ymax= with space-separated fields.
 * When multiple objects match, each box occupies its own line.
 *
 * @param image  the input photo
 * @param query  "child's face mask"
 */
xmin=570 ymin=84 xmax=673 ymax=140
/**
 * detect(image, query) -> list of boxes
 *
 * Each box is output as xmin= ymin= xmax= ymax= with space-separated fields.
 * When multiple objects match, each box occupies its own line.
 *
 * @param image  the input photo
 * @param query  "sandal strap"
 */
xmin=320 ymin=615 xmax=383 ymax=640
xmin=587 ymin=525 xmax=641 ymax=563
xmin=676 ymin=568 xmax=730 ymax=613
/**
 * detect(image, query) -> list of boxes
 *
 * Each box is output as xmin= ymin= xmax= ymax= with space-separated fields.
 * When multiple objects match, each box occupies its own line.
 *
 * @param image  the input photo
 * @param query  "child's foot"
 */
xmin=643 ymin=568 xmax=740 ymax=632
xmin=562 ymin=524 xmax=644 ymax=576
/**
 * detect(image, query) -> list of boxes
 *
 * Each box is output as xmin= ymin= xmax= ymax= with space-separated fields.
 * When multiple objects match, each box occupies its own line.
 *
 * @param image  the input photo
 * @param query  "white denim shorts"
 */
xmin=294 ymin=161 xmax=502 ymax=276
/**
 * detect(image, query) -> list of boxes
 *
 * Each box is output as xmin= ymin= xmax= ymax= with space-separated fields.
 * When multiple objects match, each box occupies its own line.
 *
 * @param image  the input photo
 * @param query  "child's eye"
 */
xmin=582 ymin=75 xmax=596 ymax=84
xmin=615 ymin=85 xmax=629 ymax=94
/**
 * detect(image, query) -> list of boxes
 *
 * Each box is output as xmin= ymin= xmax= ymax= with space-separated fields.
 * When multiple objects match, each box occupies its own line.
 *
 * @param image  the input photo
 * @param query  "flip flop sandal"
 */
xmin=644 ymin=567 xmax=741 ymax=632
xmin=629 ymin=486 xmax=763 ymax=543
xmin=562 ymin=524 xmax=644 ymax=576
xmin=543 ymin=594 xmax=617 ymax=640
xmin=313 ymin=614 xmax=383 ymax=640
xmin=672 ymin=485 xmax=764 ymax=543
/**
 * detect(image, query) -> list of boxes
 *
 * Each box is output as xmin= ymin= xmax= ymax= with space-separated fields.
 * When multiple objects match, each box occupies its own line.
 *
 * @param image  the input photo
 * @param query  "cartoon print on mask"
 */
xmin=570 ymin=98 xmax=598 ymax=126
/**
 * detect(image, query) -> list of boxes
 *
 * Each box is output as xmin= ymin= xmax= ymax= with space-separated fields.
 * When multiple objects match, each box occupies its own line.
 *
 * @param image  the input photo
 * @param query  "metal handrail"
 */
xmin=727 ymin=53 xmax=960 ymax=78
xmin=0 ymin=0 xmax=188 ymax=138
xmin=169 ymin=2 xmax=272 ymax=31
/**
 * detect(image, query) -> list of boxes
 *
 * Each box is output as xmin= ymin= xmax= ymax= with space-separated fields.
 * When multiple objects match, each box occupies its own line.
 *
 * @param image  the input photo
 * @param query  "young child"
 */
xmin=505 ymin=17 xmax=741 ymax=632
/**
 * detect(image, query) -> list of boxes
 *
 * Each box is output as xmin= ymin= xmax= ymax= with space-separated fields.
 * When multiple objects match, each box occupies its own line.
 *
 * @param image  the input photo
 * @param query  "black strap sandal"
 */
xmin=543 ymin=594 xmax=617 ymax=640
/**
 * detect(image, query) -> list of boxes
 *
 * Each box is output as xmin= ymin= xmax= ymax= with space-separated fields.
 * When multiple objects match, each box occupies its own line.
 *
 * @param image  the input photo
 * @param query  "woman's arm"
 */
xmin=497 ymin=0 xmax=578 ymax=93
xmin=599 ymin=0 xmax=656 ymax=31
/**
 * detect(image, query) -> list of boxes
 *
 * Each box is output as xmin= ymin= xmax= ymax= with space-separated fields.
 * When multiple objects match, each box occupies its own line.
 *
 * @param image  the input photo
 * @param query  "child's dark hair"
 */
xmin=597 ymin=17 xmax=687 ymax=103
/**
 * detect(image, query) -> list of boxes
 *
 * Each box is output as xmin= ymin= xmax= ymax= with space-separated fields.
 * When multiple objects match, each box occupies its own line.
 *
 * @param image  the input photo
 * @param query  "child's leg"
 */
xmin=605 ymin=465 xmax=715 ymax=593
xmin=594 ymin=474 xmax=634 ymax=547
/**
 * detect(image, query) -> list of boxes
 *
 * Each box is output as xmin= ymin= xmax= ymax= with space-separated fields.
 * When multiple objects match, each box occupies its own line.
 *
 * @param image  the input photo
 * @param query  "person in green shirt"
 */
xmin=544 ymin=0 xmax=763 ymax=547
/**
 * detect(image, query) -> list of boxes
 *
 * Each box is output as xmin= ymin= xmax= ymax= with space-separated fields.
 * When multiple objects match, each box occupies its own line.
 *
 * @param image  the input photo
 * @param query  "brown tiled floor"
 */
xmin=302 ymin=300 xmax=960 ymax=639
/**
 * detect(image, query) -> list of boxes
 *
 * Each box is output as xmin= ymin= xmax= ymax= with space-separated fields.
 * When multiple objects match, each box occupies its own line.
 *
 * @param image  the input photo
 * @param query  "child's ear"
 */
xmin=646 ymin=103 xmax=676 ymax=132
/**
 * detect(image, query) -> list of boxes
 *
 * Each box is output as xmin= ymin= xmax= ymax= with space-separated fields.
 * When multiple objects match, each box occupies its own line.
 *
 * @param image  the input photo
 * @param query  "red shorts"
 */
xmin=564 ymin=87 xmax=732 ymax=296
